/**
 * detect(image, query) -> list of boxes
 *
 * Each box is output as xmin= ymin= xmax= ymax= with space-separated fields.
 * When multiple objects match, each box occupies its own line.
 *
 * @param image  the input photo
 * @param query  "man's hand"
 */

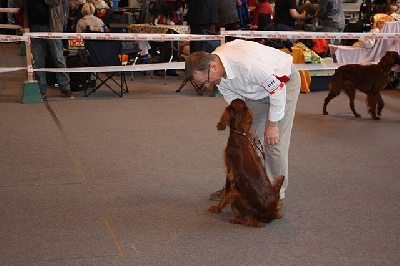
xmin=265 ymin=121 xmax=280 ymax=145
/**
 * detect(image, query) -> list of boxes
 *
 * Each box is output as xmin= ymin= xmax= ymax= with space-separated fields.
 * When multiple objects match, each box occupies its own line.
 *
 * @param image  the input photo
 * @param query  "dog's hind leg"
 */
xmin=376 ymin=93 xmax=385 ymax=118
xmin=209 ymin=187 xmax=229 ymax=213
xmin=209 ymin=173 xmax=234 ymax=213
xmin=366 ymin=93 xmax=380 ymax=120
xmin=345 ymin=88 xmax=361 ymax=118
xmin=323 ymin=83 xmax=341 ymax=115
xmin=229 ymin=216 xmax=265 ymax=227
xmin=243 ymin=216 xmax=265 ymax=227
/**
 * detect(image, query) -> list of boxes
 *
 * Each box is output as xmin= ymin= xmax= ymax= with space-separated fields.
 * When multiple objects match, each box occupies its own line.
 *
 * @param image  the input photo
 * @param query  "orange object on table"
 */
xmin=280 ymin=47 xmax=311 ymax=93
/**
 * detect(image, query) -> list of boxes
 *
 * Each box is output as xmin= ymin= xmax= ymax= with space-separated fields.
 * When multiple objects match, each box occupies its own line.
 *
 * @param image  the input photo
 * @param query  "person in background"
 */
xmin=138 ymin=0 xmax=151 ymax=23
xmin=216 ymin=0 xmax=240 ymax=31
xmin=237 ymin=0 xmax=251 ymax=28
xmin=186 ymin=0 xmax=218 ymax=53
xmin=251 ymin=0 xmax=273 ymax=29
xmin=395 ymin=0 xmax=400 ymax=15
xmin=94 ymin=0 xmax=111 ymax=24
xmin=7 ymin=0 xmax=23 ymax=25
xmin=27 ymin=0 xmax=74 ymax=99
xmin=76 ymin=2 xmax=109 ymax=32
xmin=318 ymin=0 xmax=345 ymax=45
xmin=185 ymin=39 xmax=301 ymax=204
xmin=66 ymin=0 xmax=86 ymax=32
xmin=274 ymin=0 xmax=306 ymax=31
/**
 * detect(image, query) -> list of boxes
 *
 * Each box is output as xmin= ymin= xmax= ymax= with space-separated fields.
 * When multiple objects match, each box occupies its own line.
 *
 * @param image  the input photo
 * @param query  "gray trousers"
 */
xmin=245 ymin=64 xmax=300 ymax=199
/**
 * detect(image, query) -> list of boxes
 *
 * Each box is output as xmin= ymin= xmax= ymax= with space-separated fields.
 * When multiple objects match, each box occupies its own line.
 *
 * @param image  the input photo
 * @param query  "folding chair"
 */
xmin=176 ymin=79 xmax=207 ymax=95
xmin=120 ymin=41 xmax=150 ymax=81
xmin=84 ymin=39 xmax=128 ymax=97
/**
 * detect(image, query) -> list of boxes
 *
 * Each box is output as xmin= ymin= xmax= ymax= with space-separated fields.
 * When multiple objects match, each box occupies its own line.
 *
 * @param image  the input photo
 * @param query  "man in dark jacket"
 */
xmin=27 ymin=0 xmax=74 ymax=98
xmin=318 ymin=0 xmax=345 ymax=45
xmin=186 ymin=0 xmax=218 ymax=53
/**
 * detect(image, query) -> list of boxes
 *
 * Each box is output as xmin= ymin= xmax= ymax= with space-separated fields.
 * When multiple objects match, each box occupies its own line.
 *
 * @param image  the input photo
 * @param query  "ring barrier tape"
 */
xmin=0 ymin=8 xmax=21 ymax=12
xmin=24 ymin=31 xmax=400 ymax=41
xmin=3 ymin=62 xmax=350 ymax=74
xmin=34 ymin=62 xmax=186 ymax=73
xmin=222 ymin=30 xmax=400 ymax=40
xmin=0 ymin=31 xmax=398 ymax=74
xmin=0 ymin=34 xmax=28 ymax=42
xmin=24 ymin=32 xmax=224 ymax=42
xmin=0 ymin=67 xmax=26 ymax=73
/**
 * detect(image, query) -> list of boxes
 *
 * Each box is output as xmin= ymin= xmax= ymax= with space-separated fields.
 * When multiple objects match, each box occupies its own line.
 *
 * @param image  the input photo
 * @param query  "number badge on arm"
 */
xmin=261 ymin=75 xmax=285 ymax=95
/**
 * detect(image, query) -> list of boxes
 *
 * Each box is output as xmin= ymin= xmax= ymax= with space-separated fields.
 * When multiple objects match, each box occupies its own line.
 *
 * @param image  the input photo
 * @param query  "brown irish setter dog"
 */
xmin=209 ymin=99 xmax=284 ymax=227
xmin=323 ymin=51 xmax=400 ymax=120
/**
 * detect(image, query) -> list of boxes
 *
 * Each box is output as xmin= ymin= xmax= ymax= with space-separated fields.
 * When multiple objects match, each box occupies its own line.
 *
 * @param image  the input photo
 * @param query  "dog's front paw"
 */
xmin=209 ymin=205 xmax=222 ymax=213
xmin=229 ymin=217 xmax=243 ymax=224
xmin=252 ymin=221 xmax=266 ymax=227
xmin=373 ymin=116 xmax=381 ymax=120
xmin=275 ymin=211 xmax=283 ymax=219
xmin=242 ymin=217 xmax=266 ymax=227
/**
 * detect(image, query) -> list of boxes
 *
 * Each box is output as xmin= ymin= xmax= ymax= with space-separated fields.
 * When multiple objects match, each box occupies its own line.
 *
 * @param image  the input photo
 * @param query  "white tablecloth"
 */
xmin=127 ymin=24 xmax=190 ymax=34
xmin=329 ymin=21 xmax=400 ymax=64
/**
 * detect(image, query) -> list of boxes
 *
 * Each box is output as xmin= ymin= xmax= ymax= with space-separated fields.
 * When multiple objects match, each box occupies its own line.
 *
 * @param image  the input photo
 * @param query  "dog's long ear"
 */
xmin=217 ymin=107 xmax=230 ymax=131
xmin=239 ymin=107 xmax=253 ymax=132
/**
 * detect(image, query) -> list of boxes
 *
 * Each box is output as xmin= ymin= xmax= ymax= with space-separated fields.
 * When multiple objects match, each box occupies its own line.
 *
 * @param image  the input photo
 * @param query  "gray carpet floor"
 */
xmin=1 ymin=43 xmax=399 ymax=265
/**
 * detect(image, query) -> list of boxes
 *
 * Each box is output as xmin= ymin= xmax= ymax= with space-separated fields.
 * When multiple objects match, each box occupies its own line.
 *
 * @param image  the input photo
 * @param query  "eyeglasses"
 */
xmin=194 ymin=64 xmax=210 ymax=88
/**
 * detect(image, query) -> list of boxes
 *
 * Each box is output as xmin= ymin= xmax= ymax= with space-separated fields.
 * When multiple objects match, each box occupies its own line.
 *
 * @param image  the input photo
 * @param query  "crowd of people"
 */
xmin=1 ymin=0 xmax=397 ymax=97
xmin=0 ymin=0 xmax=114 ymax=98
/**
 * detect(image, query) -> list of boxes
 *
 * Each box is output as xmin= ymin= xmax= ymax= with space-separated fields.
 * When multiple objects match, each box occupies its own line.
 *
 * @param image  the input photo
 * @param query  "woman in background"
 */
xmin=251 ymin=0 xmax=273 ymax=29
xmin=76 ymin=2 xmax=109 ymax=32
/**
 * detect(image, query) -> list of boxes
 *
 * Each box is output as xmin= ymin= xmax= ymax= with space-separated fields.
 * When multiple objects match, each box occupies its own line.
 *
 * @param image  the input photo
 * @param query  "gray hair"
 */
xmin=185 ymin=51 xmax=216 ymax=80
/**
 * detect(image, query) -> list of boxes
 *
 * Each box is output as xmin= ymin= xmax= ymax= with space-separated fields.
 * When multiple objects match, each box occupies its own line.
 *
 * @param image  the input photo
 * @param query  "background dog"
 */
xmin=323 ymin=51 xmax=400 ymax=120
xmin=209 ymin=99 xmax=284 ymax=227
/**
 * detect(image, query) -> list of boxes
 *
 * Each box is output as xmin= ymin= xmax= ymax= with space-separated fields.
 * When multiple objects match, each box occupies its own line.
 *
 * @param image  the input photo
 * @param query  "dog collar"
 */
xmin=232 ymin=129 xmax=265 ymax=161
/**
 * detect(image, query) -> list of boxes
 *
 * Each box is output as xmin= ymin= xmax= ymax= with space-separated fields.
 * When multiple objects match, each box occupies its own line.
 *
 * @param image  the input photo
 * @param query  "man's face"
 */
xmin=191 ymin=63 xmax=222 ymax=89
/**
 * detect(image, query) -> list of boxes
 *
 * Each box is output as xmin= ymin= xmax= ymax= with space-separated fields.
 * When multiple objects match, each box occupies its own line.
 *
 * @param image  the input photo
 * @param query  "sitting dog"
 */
xmin=209 ymin=99 xmax=284 ymax=227
xmin=323 ymin=51 xmax=400 ymax=120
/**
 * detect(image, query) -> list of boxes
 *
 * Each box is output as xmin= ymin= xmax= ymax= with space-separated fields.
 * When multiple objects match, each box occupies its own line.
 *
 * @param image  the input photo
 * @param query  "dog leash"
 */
xmin=232 ymin=129 xmax=265 ymax=161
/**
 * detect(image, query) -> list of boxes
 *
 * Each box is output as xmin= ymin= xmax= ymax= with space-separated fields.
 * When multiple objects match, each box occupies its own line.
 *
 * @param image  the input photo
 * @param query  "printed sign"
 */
xmin=261 ymin=75 xmax=285 ymax=95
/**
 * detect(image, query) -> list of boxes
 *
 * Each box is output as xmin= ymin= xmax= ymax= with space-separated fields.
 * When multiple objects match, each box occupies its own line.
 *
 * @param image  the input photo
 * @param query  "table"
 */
xmin=329 ymin=21 xmax=400 ymax=64
xmin=127 ymin=23 xmax=190 ymax=62
xmin=127 ymin=23 xmax=190 ymax=34
xmin=281 ymin=47 xmax=311 ymax=93
xmin=127 ymin=24 xmax=190 ymax=84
